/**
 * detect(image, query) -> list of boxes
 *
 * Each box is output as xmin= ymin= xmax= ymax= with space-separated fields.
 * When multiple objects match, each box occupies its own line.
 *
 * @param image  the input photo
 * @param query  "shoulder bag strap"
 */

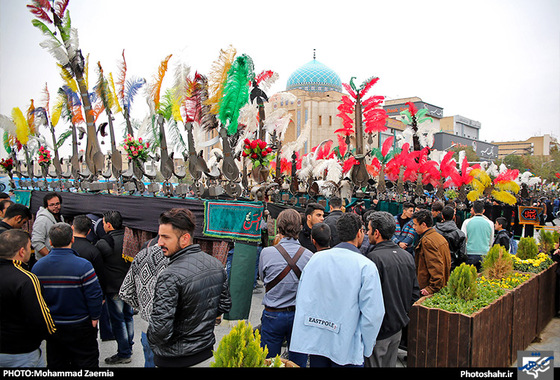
xmin=265 ymin=245 xmax=305 ymax=293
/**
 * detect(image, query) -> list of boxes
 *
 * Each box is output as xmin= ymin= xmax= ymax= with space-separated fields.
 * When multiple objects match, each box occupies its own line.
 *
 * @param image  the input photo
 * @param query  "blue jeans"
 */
xmin=260 ymin=309 xmax=308 ymax=368
xmin=141 ymin=332 xmax=154 ymax=368
xmin=0 ymin=349 xmax=45 ymax=367
xmin=106 ymin=295 xmax=134 ymax=358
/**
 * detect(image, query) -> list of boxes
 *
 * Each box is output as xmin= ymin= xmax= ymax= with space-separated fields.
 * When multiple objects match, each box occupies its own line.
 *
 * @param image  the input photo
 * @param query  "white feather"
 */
xmin=0 ymin=114 xmax=17 ymax=137
xmin=264 ymin=108 xmax=291 ymax=138
xmin=238 ymin=104 xmax=259 ymax=133
xmin=40 ymin=39 xmax=69 ymax=66
xmin=63 ymin=28 xmax=80 ymax=61
xmin=282 ymin=119 xmax=311 ymax=159
xmin=257 ymin=72 xmax=279 ymax=92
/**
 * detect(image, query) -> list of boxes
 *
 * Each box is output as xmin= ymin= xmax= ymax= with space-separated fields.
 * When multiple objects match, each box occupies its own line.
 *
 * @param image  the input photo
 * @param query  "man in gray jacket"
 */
xmin=31 ymin=192 xmax=64 ymax=260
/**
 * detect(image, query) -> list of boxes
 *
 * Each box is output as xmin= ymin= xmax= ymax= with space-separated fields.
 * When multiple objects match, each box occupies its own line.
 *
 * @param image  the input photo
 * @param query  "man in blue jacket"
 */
xmin=290 ymin=213 xmax=385 ymax=367
xmin=32 ymin=223 xmax=103 ymax=368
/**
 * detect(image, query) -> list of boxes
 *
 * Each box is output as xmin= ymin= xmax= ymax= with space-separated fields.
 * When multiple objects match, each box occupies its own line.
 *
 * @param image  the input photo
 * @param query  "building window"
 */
xmin=319 ymin=115 xmax=322 ymax=126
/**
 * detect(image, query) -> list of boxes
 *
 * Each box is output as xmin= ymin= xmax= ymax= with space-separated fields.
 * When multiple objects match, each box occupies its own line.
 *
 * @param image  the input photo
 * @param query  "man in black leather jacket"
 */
xmin=148 ymin=208 xmax=231 ymax=368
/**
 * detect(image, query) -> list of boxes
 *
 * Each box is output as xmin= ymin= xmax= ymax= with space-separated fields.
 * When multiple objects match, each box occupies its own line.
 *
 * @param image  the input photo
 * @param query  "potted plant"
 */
xmin=210 ymin=320 xmax=297 ymax=367
xmin=408 ymin=242 xmax=556 ymax=367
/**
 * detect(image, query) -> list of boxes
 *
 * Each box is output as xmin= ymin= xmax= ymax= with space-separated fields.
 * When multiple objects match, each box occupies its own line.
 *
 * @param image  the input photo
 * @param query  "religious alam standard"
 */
xmin=1 ymin=1 xmax=539 ymax=207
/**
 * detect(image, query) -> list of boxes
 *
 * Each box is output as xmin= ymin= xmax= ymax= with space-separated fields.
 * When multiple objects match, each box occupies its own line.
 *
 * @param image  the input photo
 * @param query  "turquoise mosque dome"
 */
xmin=286 ymin=59 xmax=342 ymax=93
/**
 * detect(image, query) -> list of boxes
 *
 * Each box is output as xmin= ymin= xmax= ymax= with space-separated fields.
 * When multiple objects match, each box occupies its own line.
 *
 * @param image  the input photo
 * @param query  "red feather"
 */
xmin=55 ymin=0 xmax=69 ymax=18
xmin=315 ymin=140 xmax=334 ymax=160
xmin=27 ymin=5 xmax=52 ymax=23
xmin=381 ymin=136 xmax=394 ymax=157
xmin=359 ymin=77 xmax=380 ymax=98
xmin=494 ymin=169 xmax=519 ymax=184
xmin=406 ymin=101 xmax=417 ymax=116
xmin=342 ymin=156 xmax=360 ymax=174
xmin=342 ymin=83 xmax=357 ymax=99
xmin=255 ymin=70 xmax=275 ymax=85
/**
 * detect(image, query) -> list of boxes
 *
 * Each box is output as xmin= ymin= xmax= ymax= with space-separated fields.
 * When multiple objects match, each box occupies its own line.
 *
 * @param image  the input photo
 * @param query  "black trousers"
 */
xmin=46 ymin=320 xmax=99 ymax=369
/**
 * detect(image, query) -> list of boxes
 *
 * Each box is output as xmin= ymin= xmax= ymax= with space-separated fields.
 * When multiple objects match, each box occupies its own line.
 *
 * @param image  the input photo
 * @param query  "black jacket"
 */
xmin=147 ymin=244 xmax=231 ymax=366
xmin=95 ymin=229 xmax=128 ymax=295
xmin=73 ymin=236 xmax=106 ymax=293
xmin=366 ymin=240 xmax=420 ymax=339
xmin=324 ymin=209 xmax=343 ymax=247
xmin=434 ymin=220 xmax=466 ymax=269
xmin=493 ymin=229 xmax=510 ymax=252
xmin=298 ymin=222 xmax=316 ymax=253
xmin=0 ymin=259 xmax=56 ymax=354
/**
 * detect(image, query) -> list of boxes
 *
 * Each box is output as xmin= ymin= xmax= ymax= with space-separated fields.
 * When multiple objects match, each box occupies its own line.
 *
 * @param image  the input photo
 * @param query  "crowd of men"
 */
xmin=0 ymin=191 xmax=558 ymax=369
xmin=0 ymin=192 xmax=231 ymax=369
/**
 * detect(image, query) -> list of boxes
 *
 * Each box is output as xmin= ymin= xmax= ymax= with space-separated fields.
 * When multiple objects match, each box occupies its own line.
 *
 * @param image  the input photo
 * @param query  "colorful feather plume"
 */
xmin=206 ymin=46 xmax=237 ymax=115
xmin=123 ymin=77 xmax=146 ymax=113
xmin=336 ymin=76 xmax=387 ymax=137
xmin=148 ymin=54 xmax=172 ymax=113
xmin=12 ymin=107 xmax=31 ymax=145
xmin=218 ymin=54 xmax=254 ymax=135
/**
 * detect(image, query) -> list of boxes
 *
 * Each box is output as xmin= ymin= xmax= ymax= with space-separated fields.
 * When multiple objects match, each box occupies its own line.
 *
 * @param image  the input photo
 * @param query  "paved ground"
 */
xmin=98 ymin=280 xmax=560 ymax=368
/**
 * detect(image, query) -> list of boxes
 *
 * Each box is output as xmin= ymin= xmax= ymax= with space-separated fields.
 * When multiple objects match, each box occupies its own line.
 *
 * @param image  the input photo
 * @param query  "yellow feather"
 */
xmin=495 ymin=181 xmax=520 ymax=194
xmin=206 ymin=45 xmax=237 ymax=115
xmin=12 ymin=107 xmax=30 ymax=145
xmin=58 ymin=64 xmax=78 ymax=92
xmin=109 ymin=73 xmax=122 ymax=114
xmin=491 ymin=190 xmax=517 ymax=205
xmin=51 ymin=95 xmax=64 ymax=127
xmin=467 ymin=190 xmax=481 ymax=202
xmin=84 ymin=54 xmax=90 ymax=90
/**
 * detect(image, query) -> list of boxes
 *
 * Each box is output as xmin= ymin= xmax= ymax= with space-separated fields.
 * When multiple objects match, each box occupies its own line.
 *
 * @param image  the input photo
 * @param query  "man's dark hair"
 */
xmin=311 ymin=222 xmax=331 ymax=248
xmin=49 ymin=222 xmax=73 ymax=248
xmin=276 ymin=208 xmax=302 ymax=239
xmin=336 ymin=212 xmax=362 ymax=242
xmin=0 ymin=229 xmax=30 ymax=259
xmin=43 ymin=192 xmax=62 ymax=208
xmin=305 ymin=202 xmax=324 ymax=217
xmin=368 ymin=211 xmax=396 ymax=240
xmin=432 ymin=201 xmax=444 ymax=213
xmin=413 ymin=209 xmax=433 ymax=228
xmin=3 ymin=203 xmax=31 ymax=220
xmin=495 ymin=217 xmax=507 ymax=229
xmin=0 ymin=199 xmax=14 ymax=212
xmin=159 ymin=208 xmax=196 ymax=237
xmin=402 ymin=202 xmax=415 ymax=211
xmin=0 ymin=192 xmax=10 ymax=199
xmin=73 ymin=214 xmax=93 ymax=235
xmin=441 ymin=206 xmax=455 ymax=221
xmin=329 ymin=197 xmax=342 ymax=209
xmin=472 ymin=200 xmax=485 ymax=214
xmin=103 ymin=210 xmax=123 ymax=230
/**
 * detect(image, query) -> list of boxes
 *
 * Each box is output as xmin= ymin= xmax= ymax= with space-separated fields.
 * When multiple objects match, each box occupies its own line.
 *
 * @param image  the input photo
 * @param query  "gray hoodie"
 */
xmin=31 ymin=206 xmax=64 ymax=260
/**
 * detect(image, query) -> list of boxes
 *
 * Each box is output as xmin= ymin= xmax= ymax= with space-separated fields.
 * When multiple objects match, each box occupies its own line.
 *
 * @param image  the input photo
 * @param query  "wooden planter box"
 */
xmin=407 ymin=263 xmax=557 ymax=367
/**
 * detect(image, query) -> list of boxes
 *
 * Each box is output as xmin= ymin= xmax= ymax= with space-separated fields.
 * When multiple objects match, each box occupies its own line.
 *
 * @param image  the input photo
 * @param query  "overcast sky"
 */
xmin=1 ymin=0 xmax=559 ymax=149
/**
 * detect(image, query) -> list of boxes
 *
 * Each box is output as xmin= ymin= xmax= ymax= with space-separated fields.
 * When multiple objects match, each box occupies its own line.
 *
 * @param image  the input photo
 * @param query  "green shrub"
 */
xmin=211 ymin=321 xmax=268 ymax=367
xmin=538 ymin=229 xmax=559 ymax=254
xmin=447 ymin=263 xmax=478 ymax=301
xmin=517 ymin=237 xmax=539 ymax=260
xmin=481 ymin=245 xmax=513 ymax=280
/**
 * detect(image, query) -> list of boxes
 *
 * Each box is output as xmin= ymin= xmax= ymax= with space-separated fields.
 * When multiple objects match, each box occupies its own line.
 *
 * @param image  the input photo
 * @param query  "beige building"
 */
xmin=493 ymin=134 xmax=558 ymax=159
xmin=277 ymin=57 xmax=404 ymax=155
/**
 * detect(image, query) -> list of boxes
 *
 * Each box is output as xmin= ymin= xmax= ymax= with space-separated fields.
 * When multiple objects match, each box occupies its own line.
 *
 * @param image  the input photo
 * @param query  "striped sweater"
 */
xmin=32 ymin=248 xmax=103 ymax=325
xmin=0 ymin=259 xmax=56 ymax=354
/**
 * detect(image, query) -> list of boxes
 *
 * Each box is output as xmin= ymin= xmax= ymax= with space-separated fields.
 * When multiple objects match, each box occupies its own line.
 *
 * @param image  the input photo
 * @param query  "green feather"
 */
xmin=3 ymin=131 xmax=11 ymax=154
xmin=31 ymin=19 xmax=61 ymax=45
xmin=218 ymin=54 xmax=254 ymax=135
